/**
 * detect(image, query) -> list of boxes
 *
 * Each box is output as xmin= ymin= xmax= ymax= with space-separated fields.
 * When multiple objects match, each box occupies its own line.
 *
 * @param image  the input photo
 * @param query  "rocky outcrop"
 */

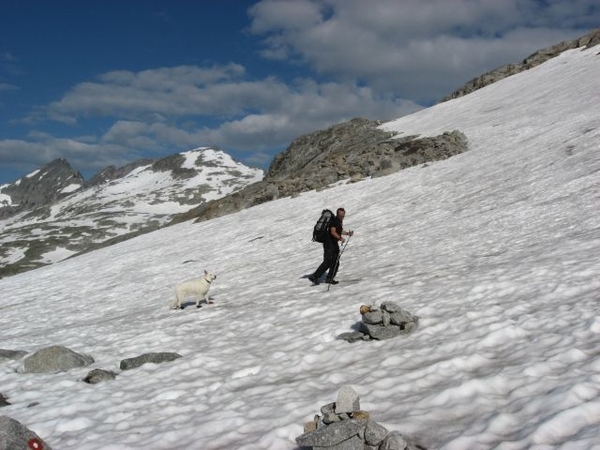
xmin=442 ymin=29 xmax=600 ymax=102
xmin=172 ymin=120 xmax=467 ymax=224
xmin=85 ymin=159 xmax=154 ymax=187
xmin=0 ymin=159 xmax=84 ymax=219
xmin=296 ymin=386 xmax=426 ymax=450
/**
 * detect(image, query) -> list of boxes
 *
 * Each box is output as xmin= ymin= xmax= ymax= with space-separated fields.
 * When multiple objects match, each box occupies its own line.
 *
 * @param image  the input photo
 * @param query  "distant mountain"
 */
xmin=0 ymin=148 xmax=263 ymax=277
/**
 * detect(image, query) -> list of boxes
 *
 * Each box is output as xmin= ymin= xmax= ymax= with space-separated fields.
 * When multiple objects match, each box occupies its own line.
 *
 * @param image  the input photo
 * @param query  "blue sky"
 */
xmin=0 ymin=0 xmax=597 ymax=184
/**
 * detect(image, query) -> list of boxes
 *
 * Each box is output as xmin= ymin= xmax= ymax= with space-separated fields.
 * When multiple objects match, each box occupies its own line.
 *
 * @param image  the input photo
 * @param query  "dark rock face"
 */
xmin=442 ymin=29 xmax=600 ymax=102
xmin=173 ymin=119 xmax=468 ymax=224
xmin=85 ymin=159 xmax=154 ymax=187
xmin=0 ymin=159 xmax=84 ymax=219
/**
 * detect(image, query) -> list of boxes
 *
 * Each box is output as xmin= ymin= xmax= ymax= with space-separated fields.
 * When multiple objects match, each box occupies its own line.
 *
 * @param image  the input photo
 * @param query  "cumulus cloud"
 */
xmin=248 ymin=0 xmax=598 ymax=101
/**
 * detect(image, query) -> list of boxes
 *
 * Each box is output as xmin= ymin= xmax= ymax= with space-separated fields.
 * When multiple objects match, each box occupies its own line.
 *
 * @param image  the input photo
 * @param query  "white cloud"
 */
xmin=248 ymin=0 xmax=598 ymax=101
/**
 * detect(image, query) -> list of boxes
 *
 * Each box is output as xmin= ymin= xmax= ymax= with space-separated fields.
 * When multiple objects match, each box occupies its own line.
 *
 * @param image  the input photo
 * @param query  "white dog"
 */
xmin=171 ymin=270 xmax=217 ymax=309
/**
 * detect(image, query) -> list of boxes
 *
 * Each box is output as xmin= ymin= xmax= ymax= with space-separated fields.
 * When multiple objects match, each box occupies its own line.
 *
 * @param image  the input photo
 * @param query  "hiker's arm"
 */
xmin=330 ymin=226 xmax=343 ymax=242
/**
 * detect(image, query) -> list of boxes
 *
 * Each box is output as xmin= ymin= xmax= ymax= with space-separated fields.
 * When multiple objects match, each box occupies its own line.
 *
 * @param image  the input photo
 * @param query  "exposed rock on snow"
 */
xmin=296 ymin=386 xmax=426 ymax=450
xmin=337 ymin=302 xmax=419 ymax=342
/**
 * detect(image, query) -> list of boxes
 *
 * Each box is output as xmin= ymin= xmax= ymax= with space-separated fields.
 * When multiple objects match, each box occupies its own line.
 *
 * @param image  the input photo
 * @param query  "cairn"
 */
xmin=337 ymin=302 xmax=419 ymax=342
xmin=296 ymin=386 xmax=425 ymax=450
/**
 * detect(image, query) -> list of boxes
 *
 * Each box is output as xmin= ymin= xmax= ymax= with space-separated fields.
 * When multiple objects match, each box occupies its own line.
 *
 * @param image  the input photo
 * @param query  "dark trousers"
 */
xmin=314 ymin=239 xmax=340 ymax=281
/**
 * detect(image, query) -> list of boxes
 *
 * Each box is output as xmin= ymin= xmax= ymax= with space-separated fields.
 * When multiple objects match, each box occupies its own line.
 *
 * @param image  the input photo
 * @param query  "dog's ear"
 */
xmin=204 ymin=269 xmax=208 ymax=275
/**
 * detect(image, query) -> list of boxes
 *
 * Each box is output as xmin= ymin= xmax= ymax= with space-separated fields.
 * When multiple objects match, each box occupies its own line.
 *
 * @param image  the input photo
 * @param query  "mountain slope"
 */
xmin=0 ymin=40 xmax=598 ymax=449
xmin=0 ymin=148 xmax=262 ymax=277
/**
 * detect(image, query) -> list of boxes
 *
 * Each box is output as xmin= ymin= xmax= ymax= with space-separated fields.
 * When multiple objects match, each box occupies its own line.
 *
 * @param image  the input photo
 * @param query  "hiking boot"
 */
xmin=326 ymin=279 xmax=339 ymax=285
xmin=308 ymin=275 xmax=319 ymax=285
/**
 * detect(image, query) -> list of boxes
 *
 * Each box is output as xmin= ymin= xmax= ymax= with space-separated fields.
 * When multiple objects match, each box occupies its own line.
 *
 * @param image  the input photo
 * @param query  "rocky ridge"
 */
xmin=441 ymin=28 xmax=600 ymax=101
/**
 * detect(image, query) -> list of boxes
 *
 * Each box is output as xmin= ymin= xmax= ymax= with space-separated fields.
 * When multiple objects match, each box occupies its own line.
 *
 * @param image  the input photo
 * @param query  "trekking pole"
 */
xmin=327 ymin=234 xmax=352 ymax=292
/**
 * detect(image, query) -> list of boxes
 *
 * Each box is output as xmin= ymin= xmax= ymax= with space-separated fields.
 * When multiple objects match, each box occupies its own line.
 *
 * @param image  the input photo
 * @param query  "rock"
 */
xmin=335 ymin=386 xmax=361 ymax=414
xmin=314 ymin=434 xmax=364 ymax=450
xmin=336 ymin=331 xmax=370 ymax=343
xmin=19 ymin=345 xmax=94 ymax=374
xmin=0 ymin=349 xmax=28 ymax=361
xmin=119 ymin=352 xmax=182 ymax=370
xmin=362 ymin=311 xmax=384 ymax=325
xmin=296 ymin=419 xmax=366 ymax=448
xmin=296 ymin=388 xmax=426 ymax=450
xmin=0 ymin=394 xmax=9 ymax=408
xmin=0 ymin=415 xmax=54 ymax=450
xmin=361 ymin=323 xmax=405 ymax=340
xmin=365 ymin=419 xmax=389 ymax=446
xmin=82 ymin=368 xmax=117 ymax=384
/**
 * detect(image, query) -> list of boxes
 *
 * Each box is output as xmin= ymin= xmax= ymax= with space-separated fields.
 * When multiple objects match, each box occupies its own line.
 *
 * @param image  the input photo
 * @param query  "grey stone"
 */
xmin=0 ymin=394 xmax=9 ymax=408
xmin=322 ymin=412 xmax=340 ymax=424
xmin=296 ymin=419 xmax=365 ymax=447
xmin=335 ymin=386 xmax=361 ymax=414
xmin=19 ymin=345 xmax=94 ymax=374
xmin=362 ymin=311 xmax=384 ymax=325
xmin=380 ymin=431 xmax=408 ymax=450
xmin=364 ymin=419 xmax=389 ymax=446
xmin=336 ymin=331 xmax=370 ymax=343
xmin=82 ymin=368 xmax=117 ymax=384
xmin=0 ymin=349 xmax=28 ymax=361
xmin=381 ymin=301 xmax=402 ymax=313
xmin=119 ymin=352 xmax=182 ymax=370
xmin=382 ymin=310 xmax=391 ymax=327
xmin=320 ymin=402 xmax=336 ymax=416
xmin=314 ymin=434 xmax=364 ymax=450
xmin=0 ymin=415 xmax=54 ymax=450
xmin=361 ymin=323 xmax=404 ymax=340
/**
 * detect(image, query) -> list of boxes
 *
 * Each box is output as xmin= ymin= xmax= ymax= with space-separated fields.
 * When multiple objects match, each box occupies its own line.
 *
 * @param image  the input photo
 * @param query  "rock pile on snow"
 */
xmin=296 ymin=386 xmax=425 ymax=450
xmin=337 ymin=302 xmax=419 ymax=342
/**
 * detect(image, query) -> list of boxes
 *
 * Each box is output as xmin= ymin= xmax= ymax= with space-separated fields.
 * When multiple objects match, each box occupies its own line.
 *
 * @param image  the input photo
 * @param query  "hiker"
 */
xmin=309 ymin=207 xmax=354 ymax=285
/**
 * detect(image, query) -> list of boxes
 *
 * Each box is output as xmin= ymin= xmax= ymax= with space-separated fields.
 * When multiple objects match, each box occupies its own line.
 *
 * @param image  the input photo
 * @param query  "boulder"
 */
xmin=82 ymin=368 xmax=117 ymax=384
xmin=119 ymin=352 xmax=182 ymax=370
xmin=19 ymin=346 xmax=93 ymax=374
xmin=0 ymin=416 xmax=53 ymax=450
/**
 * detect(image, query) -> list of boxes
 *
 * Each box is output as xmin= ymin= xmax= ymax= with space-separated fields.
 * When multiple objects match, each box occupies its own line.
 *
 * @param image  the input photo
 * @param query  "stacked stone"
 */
xmin=296 ymin=386 xmax=425 ymax=450
xmin=337 ymin=302 xmax=419 ymax=343
xmin=360 ymin=302 xmax=418 ymax=340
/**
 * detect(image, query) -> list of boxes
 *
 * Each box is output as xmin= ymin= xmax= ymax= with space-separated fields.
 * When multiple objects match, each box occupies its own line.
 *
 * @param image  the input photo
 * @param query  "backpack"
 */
xmin=312 ymin=209 xmax=334 ymax=243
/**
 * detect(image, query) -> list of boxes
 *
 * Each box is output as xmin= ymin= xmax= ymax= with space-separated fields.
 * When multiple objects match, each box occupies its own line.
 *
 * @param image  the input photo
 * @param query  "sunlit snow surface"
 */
xmin=1 ymin=47 xmax=599 ymax=449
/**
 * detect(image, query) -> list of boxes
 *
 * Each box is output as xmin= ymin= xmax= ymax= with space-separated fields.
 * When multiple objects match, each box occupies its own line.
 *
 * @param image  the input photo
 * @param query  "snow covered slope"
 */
xmin=0 ymin=45 xmax=599 ymax=449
